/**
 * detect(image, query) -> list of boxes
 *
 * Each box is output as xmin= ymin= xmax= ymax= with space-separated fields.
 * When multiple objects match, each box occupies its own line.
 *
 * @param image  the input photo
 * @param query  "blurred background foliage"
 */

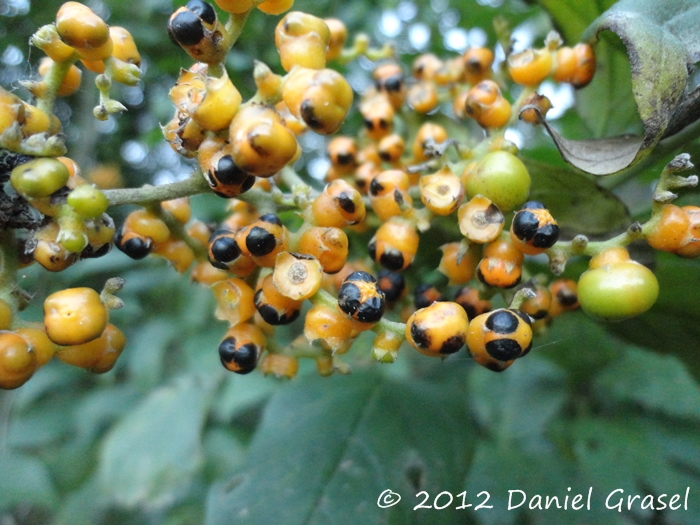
xmin=0 ymin=0 xmax=699 ymax=523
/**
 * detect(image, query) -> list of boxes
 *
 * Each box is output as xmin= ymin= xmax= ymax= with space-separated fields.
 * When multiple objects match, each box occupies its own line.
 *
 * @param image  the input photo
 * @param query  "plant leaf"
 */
xmin=593 ymin=347 xmax=700 ymax=420
xmin=535 ymin=0 xmax=617 ymax=43
xmin=534 ymin=0 xmax=700 ymax=175
xmin=565 ymin=415 xmax=700 ymax=520
xmin=467 ymin=357 xmax=567 ymax=442
xmin=205 ymin=372 xmax=476 ymax=525
xmin=524 ymin=157 xmax=630 ymax=236
xmin=0 ymin=452 xmax=57 ymax=509
xmin=97 ymin=374 xmax=214 ymax=509
xmin=606 ymin=255 xmax=700 ymax=377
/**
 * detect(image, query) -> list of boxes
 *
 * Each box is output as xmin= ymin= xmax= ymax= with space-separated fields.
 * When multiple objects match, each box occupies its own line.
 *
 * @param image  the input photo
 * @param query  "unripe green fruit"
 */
xmin=577 ymin=261 xmax=659 ymax=320
xmin=67 ymin=184 xmax=110 ymax=219
xmin=463 ymin=151 xmax=531 ymax=212
xmin=59 ymin=228 xmax=89 ymax=253
xmin=10 ymin=158 xmax=69 ymax=198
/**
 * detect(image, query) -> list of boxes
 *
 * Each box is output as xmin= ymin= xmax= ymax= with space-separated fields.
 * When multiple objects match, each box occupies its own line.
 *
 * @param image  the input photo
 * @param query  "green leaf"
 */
xmin=523 ymin=157 xmax=631 ymax=236
xmin=124 ymin=318 xmax=174 ymax=389
xmin=53 ymin=479 xmax=103 ymax=525
xmin=564 ymin=416 xmax=700 ymax=524
xmin=535 ymin=0 xmax=700 ymax=175
xmin=593 ymin=348 xmax=700 ymax=421
xmin=606 ymin=255 xmax=700 ymax=377
xmin=0 ymin=452 xmax=57 ymax=509
xmin=98 ymin=374 xmax=215 ymax=508
xmin=464 ymin=444 xmax=628 ymax=525
xmin=533 ymin=312 xmax=625 ymax=384
xmin=72 ymin=385 xmax=141 ymax=444
xmin=468 ymin=357 xmax=567 ymax=442
xmin=205 ymin=372 xmax=476 ymax=525
xmin=535 ymin=0 xmax=617 ymax=43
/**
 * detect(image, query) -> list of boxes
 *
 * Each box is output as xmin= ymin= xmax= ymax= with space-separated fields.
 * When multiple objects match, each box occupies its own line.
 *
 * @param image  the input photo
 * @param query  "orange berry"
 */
xmin=304 ymin=304 xmax=355 ymax=354
xmin=324 ymin=18 xmax=347 ymax=61
xmin=419 ymin=166 xmax=464 ymax=216
xmin=476 ymin=238 xmax=524 ymax=289
xmin=368 ymin=219 xmax=419 ymax=272
xmin=219 ymin=323 xmax=266 ymax=375
xmin=508 ymin=47 xmax=553 ymax=87
xmin=462 ymin=47 xmax=494 ymax=84
xmin=646 ymin=204 xmax=690 ymax=252
xmin=257 ymin=0 xmax=294 ymax=15
xmin=407 ymin=81 xmax=439 ymax=114
xmin=297 ymin=226 xmax=349 ymax=274
xmin=0 ymin=331 xmax=37 ymax=390
xmin=260 ymin=353 xmax=299 ymax=378
xmin=56 ymin=323 xmax=126 ymax=373
xmin=44 ymin=287 xmax=108 ymax=346
xmin=438 ymin=242 xmax=481 ymax=285
xmin=38 ymin=58 xmax=82 ymax=97
xmin=405 ymin=301 xmax=469 ymax=357
xmin=548 ymin=279 xmax=579 ymax=317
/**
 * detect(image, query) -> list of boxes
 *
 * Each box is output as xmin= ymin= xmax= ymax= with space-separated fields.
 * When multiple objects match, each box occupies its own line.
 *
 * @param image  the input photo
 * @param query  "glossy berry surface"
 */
xmin=406 ymin=301 xmax=469 ymax=357
xmin=337 ymin=271 xmax=385 ymax=325
xmin=510 ymin=201 xmax=560 ymax=255
xmin=578 ymin=257 xmax=659 ymax=321
xmin=44 ymin=287 xmax=108 ymax=346
xmin=463 ymin=151 xmax=531 ymax=212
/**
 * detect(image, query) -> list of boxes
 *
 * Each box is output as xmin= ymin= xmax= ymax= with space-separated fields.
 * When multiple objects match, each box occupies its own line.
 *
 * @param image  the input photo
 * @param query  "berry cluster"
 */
xmin=0 ymin=0 xmax=697 ymax=389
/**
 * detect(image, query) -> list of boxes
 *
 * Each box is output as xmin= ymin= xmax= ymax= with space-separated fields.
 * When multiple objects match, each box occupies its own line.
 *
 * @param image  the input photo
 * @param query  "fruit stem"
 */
xmin=36 ymin=56 xmax=78 ymax=114
xmin=102 ymin=170 xmax=211 ymax=207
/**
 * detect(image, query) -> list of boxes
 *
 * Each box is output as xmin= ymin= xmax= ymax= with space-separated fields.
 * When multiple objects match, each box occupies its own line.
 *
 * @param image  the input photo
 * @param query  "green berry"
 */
xmin=10 ymin=158 xmax=69 ymax=199
xmin=67 ymin=184 xmax=110 ymax=219
xmin=463 ymin=151 xmax=530 ymax=212
xmin=577 ymin=261 xmax=659 ymax=320
xmin=58 ymin=228 xmax=89 ymax=254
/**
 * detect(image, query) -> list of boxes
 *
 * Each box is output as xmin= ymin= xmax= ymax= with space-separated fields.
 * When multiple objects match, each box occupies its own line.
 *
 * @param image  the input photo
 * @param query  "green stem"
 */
xmin=547 ymin=222 xmax=645 ymax=274
xmin=224 ymin=11 xmax=252 ymax=49
xmin=309 ymin=287 xmax=337 ymax=309
xmin=36 ymin=56 xmax=78 ymax=114
xmin=506 ymin=85 xmax=535 ymax=128
xmin=371 ymin=317 xmax=406 ymax=339
xmin=279 ymin=165 xmax=311 ymax=192
xmin=103 ymin=171 xmax=211 ymax=207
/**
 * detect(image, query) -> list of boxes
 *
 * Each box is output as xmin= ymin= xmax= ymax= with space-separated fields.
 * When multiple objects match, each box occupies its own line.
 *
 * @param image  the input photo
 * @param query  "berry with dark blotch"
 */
xmin=466 ymin=308 xmax=532 ymax=371
xmin=218 ymin=323 xmax=266 ymax=374
xmin=548 ymin=279 xmax=579 ymax=317
xmin=376 ymin=269 xmax=405 ymax=303
xmin=405 ymin=301 xmax=469 ymax=357
xmin=368 ymin=219 xmax=419 ymax=272
xmin=186 ymin=0 xmax=216 ymax=24
xmin=510 ymin=201 xmax=560 ymax=255
xmin=337 ymin=271 xmax=385 ymax=325
xmin=254 ymin=274 xmax=302 ymax=326
xmin=483 ymin=309 xmax=532 ymax=360
xmin=413 ymin=283 xmax=445 ymax=310
xmin=207 ymin=229 xmax=241 ymax=270
xmin=520 ymin=285 xmax=552 ymax=320
xmin=114 ymin=230 xmax=152 ymax=260
xmin=168 ymin=9 xmax=205 ymax=47
xmin=453 ymin=286 xmax=491 ymax=321
xmin=236 ymin=214 xmax=287 ymax=260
